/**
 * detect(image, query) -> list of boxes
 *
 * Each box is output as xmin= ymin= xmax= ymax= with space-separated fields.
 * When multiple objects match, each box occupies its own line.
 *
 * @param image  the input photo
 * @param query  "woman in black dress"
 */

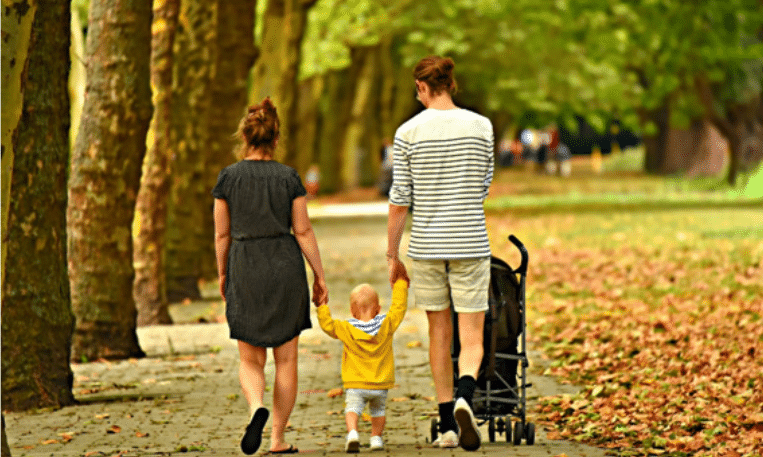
xmin=213 ymin=97 xmax=328 ymax=455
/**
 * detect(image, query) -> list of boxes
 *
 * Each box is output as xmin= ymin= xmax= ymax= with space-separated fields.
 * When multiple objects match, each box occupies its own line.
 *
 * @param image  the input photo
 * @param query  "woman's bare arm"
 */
xmin=213 ymin=198 xmax=231 ymax=298
xmin=292 ymin=196 xmax=328 ymax=305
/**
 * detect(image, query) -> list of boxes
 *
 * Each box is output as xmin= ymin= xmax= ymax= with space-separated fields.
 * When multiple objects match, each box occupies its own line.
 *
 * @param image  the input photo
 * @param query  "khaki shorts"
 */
xmin=412 ymin=257 xmax=490 ymax=314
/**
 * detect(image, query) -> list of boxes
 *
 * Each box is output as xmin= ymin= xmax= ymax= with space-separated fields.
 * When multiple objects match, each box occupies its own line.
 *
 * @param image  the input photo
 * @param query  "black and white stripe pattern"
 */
xmin=389 ymin=108 xmax=494 ymax=260
xmin=348 ymin=314 xmax=386 ymax=336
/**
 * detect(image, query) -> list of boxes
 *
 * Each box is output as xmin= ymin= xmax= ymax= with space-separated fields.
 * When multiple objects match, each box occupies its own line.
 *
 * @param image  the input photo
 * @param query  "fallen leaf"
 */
xmin=106 ymin=425 xmax=121 ymax=434
xmin=327 ymin=387 xmax=343 ymax=398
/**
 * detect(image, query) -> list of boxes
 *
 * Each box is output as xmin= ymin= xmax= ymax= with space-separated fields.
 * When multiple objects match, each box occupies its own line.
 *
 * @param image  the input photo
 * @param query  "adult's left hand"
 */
xmin=312 ymin=276 xmax=329 ymax=306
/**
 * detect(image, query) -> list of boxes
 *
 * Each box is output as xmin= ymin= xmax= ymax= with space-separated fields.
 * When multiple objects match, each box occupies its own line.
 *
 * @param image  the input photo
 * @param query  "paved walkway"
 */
xmin=5 ymin=319 xmax=609 ymax=456
xmin=4 ymin=203 xmax=611 ymax=456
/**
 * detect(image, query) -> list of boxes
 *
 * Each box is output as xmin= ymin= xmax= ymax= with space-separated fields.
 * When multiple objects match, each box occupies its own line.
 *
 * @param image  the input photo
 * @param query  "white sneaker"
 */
xmin=431 ymin=429 xmax=458 ymax=448
xmin=369 ymin=435 xmax=384 ymax=451
xmin=454 ymin=398 xmax=481 ymax=451
xmin=345 ymin=429 xmax=360 ymax=453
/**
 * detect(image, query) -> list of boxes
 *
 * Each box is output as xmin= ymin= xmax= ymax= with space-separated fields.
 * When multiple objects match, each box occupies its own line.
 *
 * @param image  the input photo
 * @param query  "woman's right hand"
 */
xmin=312 ymin=275 xmax=328 ymax=306
xmin=388 ymin=258 xmax=409 ymax=286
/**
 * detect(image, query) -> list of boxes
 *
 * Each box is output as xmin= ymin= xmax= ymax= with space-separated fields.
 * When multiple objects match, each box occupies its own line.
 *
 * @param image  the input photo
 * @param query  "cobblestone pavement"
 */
xmin=4 ymin=206 xmax=612 ymax=457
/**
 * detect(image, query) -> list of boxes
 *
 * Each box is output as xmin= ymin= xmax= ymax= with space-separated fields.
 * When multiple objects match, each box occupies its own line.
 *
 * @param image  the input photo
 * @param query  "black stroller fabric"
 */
xmin=474 ymin=256 xmax=522 ymax=415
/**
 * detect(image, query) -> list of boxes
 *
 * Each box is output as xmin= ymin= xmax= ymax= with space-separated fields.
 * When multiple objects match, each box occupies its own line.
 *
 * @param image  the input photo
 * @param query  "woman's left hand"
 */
xmin=312 ymin=276 xmax=328 ymax=306
xmin=219 ymin=275 xmax=226 ymax=299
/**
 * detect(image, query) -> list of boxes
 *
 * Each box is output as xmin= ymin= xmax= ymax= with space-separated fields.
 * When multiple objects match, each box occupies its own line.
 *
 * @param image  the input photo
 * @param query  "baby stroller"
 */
xmin=430 ymin=235 xmax=535 ymax=445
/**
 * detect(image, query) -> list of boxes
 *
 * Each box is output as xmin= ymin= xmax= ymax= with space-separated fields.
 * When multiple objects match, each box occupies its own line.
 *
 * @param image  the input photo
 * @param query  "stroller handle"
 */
xmin=508 ymin=235 xmax=529 ymax=275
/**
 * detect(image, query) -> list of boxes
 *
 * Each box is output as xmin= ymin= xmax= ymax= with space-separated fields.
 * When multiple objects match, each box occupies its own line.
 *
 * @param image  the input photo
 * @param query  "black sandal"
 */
xmin=268 ymin=445 xmax=299 ymax=454
xmin=241 ymin=407 xmax=269 ymax=455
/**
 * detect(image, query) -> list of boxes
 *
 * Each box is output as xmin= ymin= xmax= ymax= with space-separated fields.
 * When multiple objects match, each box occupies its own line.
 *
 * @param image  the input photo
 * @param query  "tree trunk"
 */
xmin=378 ymin=36 xmax=398 ymax=143
xmin=134 ymin=0 xmax=180 ymax=327
xmin=294 ymin=76 xmax=322 ymax=177
xmin=640 ymin=105 xmax=671 ymax=174
xmin=390 ymin=55 xmax=418 ymax=137
xmin=1 ymin=414 xmax=9 ymax=457
xmin=695 ymin=77 xmax=763 ymax=185
xmin=1 ymin=0 xmax=36 ymax=287
xmin=2 ymin=0 xmax=75 ymax=410
xmin=199 ymin=0 xmax=258 ymax=281
xmin=69 ymin=7 xmax=85 ymax=148
xmin=68 ymin=0 xmax=152 ymax=361
xmin=251 ymin=0 xmax=317 ymax=168
xmin=316 ymin=69 xmax=352 ymax=193
xmin=165 ymin=1 xmax=216 ymax=302
xmin=662 ymin=120 xmax=728 ymax=176
xmin=341 ymin=45 xmax=379 ymax=189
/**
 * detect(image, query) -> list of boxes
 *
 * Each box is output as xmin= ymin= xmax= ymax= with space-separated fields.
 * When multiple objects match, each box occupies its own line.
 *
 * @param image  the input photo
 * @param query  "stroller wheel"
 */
xmin=488 ymin=418 xmax=496 ymax=443
xmin=503 ymin=417 xmax=512 ymax=443
xmin=430 ymin=417 xmax=438 ymax=443
xmin=524 ymin=422 xmax=535 ymax=445
xmin=512 ymin=421 xmax=523 ymax=445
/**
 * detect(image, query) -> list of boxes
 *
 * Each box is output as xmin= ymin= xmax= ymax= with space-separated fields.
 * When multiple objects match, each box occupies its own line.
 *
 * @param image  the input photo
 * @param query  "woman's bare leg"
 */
xmin=426 ymin=309 xmax=454 ymax=403
xmin=456 ymin=311 xmax=485 ymax=380
xmin=237 ymin=341 xmax=266 ymax=415
xmin=270 ymin=336 xmax=299 ymax=451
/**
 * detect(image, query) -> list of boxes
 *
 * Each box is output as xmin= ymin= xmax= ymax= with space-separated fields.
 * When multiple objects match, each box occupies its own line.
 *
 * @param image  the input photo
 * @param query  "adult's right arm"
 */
xmin=213 ymin=198 xmax=231 ymax=299
xmin=292 ymin=195 xmax=329 ymax=305
xmin=387 ymin=204 xmax=409 ymax=286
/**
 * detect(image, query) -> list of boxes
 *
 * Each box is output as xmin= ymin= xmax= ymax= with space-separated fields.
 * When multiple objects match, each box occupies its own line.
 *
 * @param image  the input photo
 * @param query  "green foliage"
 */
xmin=299 ymin=0 xmax=763 ymax=135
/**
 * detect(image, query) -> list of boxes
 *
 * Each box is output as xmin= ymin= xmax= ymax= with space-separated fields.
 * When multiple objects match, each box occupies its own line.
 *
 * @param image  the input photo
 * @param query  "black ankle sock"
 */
xmin=438 ymin=401 xmax=457 ymax=433
xmin=456 ymin=375 xmax=477 ymax=406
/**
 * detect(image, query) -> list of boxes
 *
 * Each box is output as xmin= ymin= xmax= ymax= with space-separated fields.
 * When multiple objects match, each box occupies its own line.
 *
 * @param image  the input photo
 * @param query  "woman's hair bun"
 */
xmin=237 ymin=96 xmax=281 ymax=155
xmin=248 ymin=97 xmax=277 ymax=123
xmin=413 ymin=55 xmax=458 ymax=95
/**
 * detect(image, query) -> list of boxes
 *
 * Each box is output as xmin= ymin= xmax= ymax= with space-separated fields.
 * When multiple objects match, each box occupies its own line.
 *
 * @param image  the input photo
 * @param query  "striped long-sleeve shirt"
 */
xmin=389 ymin=108 xmax=494 ymax=260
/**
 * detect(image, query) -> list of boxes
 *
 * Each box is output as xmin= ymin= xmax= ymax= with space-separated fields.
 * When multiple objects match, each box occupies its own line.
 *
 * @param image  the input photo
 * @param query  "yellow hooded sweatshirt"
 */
xmin=316 ymin=279 xmax=408 ymax=390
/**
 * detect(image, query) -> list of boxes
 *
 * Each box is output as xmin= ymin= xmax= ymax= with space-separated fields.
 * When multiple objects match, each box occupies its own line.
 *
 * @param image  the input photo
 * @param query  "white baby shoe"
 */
xmin=369 ymin=435 xmax=384 ymax=451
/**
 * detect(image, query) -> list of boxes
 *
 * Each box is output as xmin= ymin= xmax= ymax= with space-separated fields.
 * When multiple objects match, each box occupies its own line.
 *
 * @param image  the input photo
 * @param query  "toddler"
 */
xmin=315 ymin=279 xmax=408 ymax=452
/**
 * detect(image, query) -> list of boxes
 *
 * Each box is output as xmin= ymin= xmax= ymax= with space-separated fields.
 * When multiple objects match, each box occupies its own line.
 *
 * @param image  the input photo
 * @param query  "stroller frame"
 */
xmin=429 ymin=235 xmax=535 ymax=445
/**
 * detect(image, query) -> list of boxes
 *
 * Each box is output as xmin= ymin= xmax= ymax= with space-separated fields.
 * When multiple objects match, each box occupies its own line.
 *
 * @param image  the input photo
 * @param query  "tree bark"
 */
xmin=696 ymin=77 xmax=763 ymax=185
xmin=68 ymin=0 xmax=153 ymax=361
xmin=200 ymin=0 xmax=258 ymax=281
xmin=134 ymin=0 xmax=180 ymax=326
xmin=341 ymin=45 xmax=379 ymax=189
xmin=378 ymin=36 xmax=399 ymax=141
xmin=165 ymin=1 xmax=216 ymax=302
xmin=250 ymin=0 xmax=317 ymax=168
xmin=1 ymin=414 xmax=9 ymax=457
xmin=1 ymin=0 xmax=36 ymax=287
xmin=294 ymin=76 xmax=321 ymax=177
xmin=69 ymin=7 xmax=85 ymax=148
xmin=2 ymin=0 xmax=75 ymax=410
xmin=639 ymin=104 xmax=671 ymax=174
xmin=316 ymin=69 xmax=352 ymax=193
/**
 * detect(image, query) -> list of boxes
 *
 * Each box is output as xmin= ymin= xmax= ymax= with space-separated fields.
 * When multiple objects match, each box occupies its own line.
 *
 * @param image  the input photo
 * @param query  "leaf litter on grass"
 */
xmin=487 ymin=208 xmax=763 ymax=456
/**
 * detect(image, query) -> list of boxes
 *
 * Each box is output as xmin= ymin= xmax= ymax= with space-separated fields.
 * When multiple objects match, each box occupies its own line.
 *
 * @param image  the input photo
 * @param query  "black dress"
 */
xmin=212 ymin=160 xmax=311 ymax=347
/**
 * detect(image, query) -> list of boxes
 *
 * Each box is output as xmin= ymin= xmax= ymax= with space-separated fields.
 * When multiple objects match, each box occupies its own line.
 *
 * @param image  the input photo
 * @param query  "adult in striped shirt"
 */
xmin=386 ymin=55 xmax=494 ymax=452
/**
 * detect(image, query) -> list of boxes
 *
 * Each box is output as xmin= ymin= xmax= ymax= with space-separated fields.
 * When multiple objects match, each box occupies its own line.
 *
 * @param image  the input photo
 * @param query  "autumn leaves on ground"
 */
xmin=328 ymin=157 xmax=763 ymax=456
xmin=478 ymin=159 xmax=763 ymax=457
